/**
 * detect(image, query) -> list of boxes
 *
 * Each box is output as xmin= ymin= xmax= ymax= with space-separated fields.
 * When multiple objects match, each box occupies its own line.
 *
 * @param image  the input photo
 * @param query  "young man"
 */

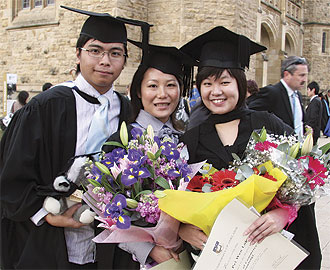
xmin=305 ymin=81 xmax=323 ymax=145
xmin=248 ymin=56 xmax=308 ymax=138
xmin=0 ymin=6 xmax=146 ymax=269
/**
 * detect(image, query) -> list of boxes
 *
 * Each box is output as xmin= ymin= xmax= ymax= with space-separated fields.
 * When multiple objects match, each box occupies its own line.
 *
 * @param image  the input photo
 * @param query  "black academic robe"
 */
xmin=182 ymin=110 xmax=322 ymax=270
xmin=320 ymin=99 xmax=329 ymax=132
xmin=0 ymin=85 xmax=133 ymax=269
xmin=305 ymin=97 xmax=323 ymax=145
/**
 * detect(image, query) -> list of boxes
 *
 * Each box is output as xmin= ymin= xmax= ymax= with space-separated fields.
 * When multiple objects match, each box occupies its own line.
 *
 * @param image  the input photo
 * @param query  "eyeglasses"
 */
xmin=79 ymin=47 xmax=127 ymax=60
xmin=283 ymin=57 xmax=307 ymax=71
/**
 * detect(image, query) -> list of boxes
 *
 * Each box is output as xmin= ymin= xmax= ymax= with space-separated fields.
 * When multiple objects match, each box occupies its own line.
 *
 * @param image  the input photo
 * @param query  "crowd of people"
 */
xmin=0 ymin=5 xmax=328 ymax=270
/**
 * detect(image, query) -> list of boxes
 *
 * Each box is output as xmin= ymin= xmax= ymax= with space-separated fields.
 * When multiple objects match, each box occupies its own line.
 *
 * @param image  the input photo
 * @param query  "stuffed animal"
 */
xmin=43 ymin=156 xmax=96 ymax=224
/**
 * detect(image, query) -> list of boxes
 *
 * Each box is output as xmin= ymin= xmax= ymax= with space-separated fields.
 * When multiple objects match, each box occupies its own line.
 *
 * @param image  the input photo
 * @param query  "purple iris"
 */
xmin=131 ymin=127 xmax=143 ymax=139
xmin=154 ymin=136 xmax=161 ymax=147
xmin=168 ymin=163 xmax=192 ymax=180
xmin=179 ymin=163 xmax=191 ymax=178
xmin=90 ymin=165 xmax=103 ymax=183
xmin=127 ymin=149 xmax=146 ymax=166
xmin=100 ymin=157 xmax=114 ymax=170
xmin=168 ymin=169 xmax=181 ymax=178
xmin=104 ymin=194 xmax=130 ymax=229
xmin=121 ymin=165 xmax=151 ymax=186
xmin=162 ymin=146 xmax=180 ymax=160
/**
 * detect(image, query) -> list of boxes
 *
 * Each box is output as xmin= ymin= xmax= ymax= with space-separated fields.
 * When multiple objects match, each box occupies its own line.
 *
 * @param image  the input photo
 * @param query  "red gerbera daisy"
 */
xmin=187 ymin=175 xmax=210 ymax=192
xmin=210 ymin=170 xmax=239 ymax=191
xmin=299 ymin=156 xmax=327 ymax=190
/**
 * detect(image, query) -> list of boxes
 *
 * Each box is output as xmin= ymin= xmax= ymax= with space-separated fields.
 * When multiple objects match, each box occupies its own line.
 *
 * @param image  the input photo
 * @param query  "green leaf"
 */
xmin=259 ymin=166 xmax=267 ymax=174
xmin=155 ymin=177 xmax=171 ymax=189
xmin=147 ymin=152 xmax=156 ymax=161
xmin=232 ymin=153 xmax=241 ymax=162
xmin=153 ymin=190 xmax=166 ymax=198
xmin=120 ymin=121 xmax=129 ymax=146
xmin=320 ymin=142 xmax=330 ymax=155
xmin=87 ymin=178 xmax=102 ymax=187
xmin=95 ymin=162 xmax=111 ymax=175
xmin=134 ymin=190 xmax=152 ymax=199
xmin=238 ymin=165 xmax=254 ymax=178
xmin=260 ymin=127 xmax=267 ymax=142
xmin=252 ymin=131 xmax=260 ymax=142
xmin=202 ymin=183 xmax=213 ymax=193
xmin=154 ymin=148 xmax=163 ymax=160
xmin=103 ymin=141 xmax=125 ymax=149
xmin=133 ymin=182 xmax=142 ymax=196
xmin=122 ymin=208 xmax=132 ymax=216
xmin=100 ymin=175 xmax=113 ymax=193
xmin=276 ymin=142 xmax=290 ymax=153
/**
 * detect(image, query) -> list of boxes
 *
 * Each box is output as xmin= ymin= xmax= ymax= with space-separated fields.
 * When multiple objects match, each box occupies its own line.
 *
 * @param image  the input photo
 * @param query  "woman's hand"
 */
xmin=45 ymin=203 xmax=85 ymax=229
xmin=244 ymin=208 xmax=289 ymax=244
xmin=149 ymin=245 xmax=179 ymax=263
xmin=178 ymin=223 xmax=208 ymax=250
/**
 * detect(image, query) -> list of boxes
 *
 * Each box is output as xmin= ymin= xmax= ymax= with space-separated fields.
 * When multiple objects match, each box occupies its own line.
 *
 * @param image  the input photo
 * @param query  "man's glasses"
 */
xmin=80 ymin=47 xmax=127 ymax=60
xmin=283 ymin=57 xmax=307 ymax=71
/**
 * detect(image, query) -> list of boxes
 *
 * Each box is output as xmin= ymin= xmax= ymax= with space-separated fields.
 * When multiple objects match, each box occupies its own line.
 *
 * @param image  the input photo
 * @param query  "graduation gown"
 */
xmin=182 ymin=110 xmax=322 ymax=270
xmin=0 ymin=85 xmax=131 ymax=269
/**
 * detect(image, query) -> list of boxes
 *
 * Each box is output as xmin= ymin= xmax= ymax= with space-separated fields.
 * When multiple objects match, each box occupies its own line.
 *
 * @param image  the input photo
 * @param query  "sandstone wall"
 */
xmin=303 ymin=0 xmax=330 ymax=91
xmin=1 ymin=0 xmax=329 ymax=114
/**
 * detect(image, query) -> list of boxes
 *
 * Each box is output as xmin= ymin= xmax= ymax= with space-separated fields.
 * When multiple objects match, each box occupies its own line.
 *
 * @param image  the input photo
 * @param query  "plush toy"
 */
xmin=43 ymin=156 xmax=96 ymax=224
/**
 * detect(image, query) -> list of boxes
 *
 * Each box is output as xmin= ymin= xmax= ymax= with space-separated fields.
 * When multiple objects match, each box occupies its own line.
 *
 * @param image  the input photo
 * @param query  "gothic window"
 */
xmin=322 ymin=32 xmax=326 ymax=53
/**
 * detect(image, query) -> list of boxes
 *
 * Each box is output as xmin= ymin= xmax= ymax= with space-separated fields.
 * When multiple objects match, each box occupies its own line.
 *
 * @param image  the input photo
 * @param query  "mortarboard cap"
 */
xmin=61 ymin=6 xmax=152 ymax=45
xmin=129 ymin=39 xmax=196 ymax=96
xmin=180 ymin=26 xmax=266 ymax=70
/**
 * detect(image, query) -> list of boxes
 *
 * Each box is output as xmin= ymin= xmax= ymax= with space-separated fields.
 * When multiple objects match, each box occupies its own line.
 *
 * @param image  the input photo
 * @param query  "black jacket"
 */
xmin=248 ymin=81 xmax=305 ymax=129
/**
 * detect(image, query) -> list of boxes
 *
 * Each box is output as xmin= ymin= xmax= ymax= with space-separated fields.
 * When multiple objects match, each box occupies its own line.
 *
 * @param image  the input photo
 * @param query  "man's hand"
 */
xmin=45 ymin=203 xmax=86 ymax=228
xmin=178 ymin=223 xmax=208 ymax=250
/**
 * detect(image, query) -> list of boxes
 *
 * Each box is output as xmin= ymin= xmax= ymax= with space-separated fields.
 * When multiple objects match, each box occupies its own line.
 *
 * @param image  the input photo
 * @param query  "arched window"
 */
xmin=322 ymin=32 xmax=326 ymax=53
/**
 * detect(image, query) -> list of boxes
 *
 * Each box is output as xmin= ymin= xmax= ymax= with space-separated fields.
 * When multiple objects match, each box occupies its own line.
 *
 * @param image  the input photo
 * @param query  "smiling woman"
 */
xmin=102 ymin=41 xmax=195 ymax=267
xmin=176 ymin=26 xmax=323 ymax=268
xmin=140 ymin=68 xmax=180 ymax=123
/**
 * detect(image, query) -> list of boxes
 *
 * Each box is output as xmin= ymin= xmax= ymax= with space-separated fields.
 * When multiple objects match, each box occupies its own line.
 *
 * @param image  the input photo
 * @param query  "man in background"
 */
xmin=248 ymin=56 xmax=308 ymax=138
xmin=305 ymin=81 xmax=322 ymax=145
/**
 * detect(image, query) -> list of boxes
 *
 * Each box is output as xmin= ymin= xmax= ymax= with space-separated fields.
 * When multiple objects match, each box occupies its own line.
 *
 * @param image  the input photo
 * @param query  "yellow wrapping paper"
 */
xmin=158 ymin=165 xmax=287 ymax=235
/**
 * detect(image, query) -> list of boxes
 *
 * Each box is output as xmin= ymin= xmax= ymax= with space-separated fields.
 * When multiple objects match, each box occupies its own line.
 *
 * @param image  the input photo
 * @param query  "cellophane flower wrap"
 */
xmin=158 ymin=128 xmax=330 ymax=235
xmin=238 ymin=128 xmax=330 ymax=206
xmin=82 ymin=122 xmax=202 ymax=249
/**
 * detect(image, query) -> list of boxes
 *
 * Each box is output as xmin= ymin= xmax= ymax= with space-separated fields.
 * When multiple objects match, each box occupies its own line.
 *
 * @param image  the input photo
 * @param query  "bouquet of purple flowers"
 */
xmin=82 ymin=122 xmax=201 ymax=246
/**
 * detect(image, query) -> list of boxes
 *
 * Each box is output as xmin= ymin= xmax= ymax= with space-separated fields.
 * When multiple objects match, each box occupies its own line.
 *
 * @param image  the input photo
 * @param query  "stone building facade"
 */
xmin=0 ymin=0 xmax=329 ymax=114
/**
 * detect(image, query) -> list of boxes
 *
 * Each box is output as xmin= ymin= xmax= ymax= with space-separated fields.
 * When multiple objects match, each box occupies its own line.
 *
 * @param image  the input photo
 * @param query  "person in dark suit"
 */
xmin=305 ymin=81 xmax=322 ymax=145
xmin=248 ymin=56 xmax=309 ymax=138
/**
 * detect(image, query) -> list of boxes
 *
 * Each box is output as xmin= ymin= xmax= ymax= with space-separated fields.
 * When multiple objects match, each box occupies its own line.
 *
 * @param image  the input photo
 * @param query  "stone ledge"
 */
xmin=6 ymin=20 xmax=59 ymax=30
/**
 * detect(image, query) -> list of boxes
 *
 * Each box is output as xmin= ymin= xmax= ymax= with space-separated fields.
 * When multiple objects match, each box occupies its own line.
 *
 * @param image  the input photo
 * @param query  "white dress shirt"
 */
xmin=281 ymin=79 xmax=303 ymax=137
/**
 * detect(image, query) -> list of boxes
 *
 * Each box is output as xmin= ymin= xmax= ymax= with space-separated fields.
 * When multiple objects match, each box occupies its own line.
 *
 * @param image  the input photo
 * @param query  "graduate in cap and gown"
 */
xmin=103 ymin=40 xmax=195 ymax=268
xmin=0 ymin=6 xmax=150 ymax=269
xmin=176 ymin=27 xmax=317 ymax=266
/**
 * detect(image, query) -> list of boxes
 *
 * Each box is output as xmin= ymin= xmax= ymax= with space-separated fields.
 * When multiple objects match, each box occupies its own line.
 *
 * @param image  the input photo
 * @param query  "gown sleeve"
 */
xmin=0 ymin=93 xmax=76 ymax=222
